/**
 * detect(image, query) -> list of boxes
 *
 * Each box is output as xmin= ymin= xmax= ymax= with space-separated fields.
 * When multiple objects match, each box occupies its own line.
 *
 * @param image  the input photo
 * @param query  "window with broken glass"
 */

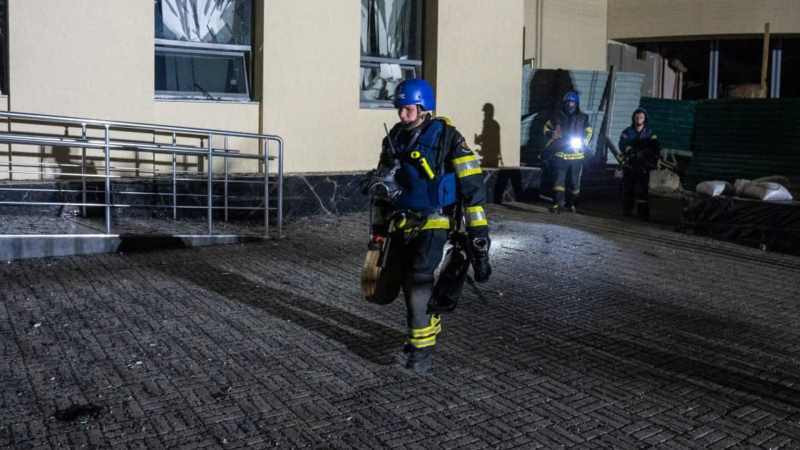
xmin=155 ymin=0 xmax=252 ymax=101
xmin=360 ymin=0 xmax=423 ymax=108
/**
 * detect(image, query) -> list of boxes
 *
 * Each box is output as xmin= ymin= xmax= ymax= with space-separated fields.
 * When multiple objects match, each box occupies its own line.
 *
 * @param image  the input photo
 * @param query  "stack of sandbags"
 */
xmin=696 ymin=176 xmax=793 ymax=201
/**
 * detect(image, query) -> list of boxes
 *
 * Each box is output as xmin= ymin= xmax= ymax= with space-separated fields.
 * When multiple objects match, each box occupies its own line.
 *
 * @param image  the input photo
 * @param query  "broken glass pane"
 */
xmin=155 ymin=48 xmax=248 ymax=98
xmin=361 ymin=0 xmax=421 ymax=60
xmin=360 ymin=64 xmax=416 ymax=103
xmin=155 ymin=0 xmax=252 ymax=47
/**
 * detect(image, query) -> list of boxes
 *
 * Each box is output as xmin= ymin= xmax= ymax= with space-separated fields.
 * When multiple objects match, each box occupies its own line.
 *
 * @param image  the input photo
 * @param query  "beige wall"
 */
xmin=434 ymin=0 xmax=523 ymax=167
xmin=261 ymin=0 xmax=525 ymax=172
xmin=4 ymin=0 xmax=264 ymax=180
xmin=524 ymin=0 xmax=608 ymax=71
xmin=153 ymin=101 xmax=261 ymax=174
xmin=3 ymin=0 xmax=528 ymax=178
xmin=261 ymin=0 xmax=374 ymax=174
xmin=9 ymin=0 xmax=153 ymax=120
xmin=609 ymin=0 xmax=800 ymax=41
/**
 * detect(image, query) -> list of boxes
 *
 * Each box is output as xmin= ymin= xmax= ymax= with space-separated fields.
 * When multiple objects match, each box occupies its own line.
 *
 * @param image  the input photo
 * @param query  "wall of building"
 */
xmin=523 ymin=0 xmax=608 ymax=71
xmin=609 ymin=0 xmax=800 ymax=41
xmin=3 ymin=0 xmax=527 ymax=179
xmin=261 ymin=0 xmax=524 ymax=172
xmin=434 ymin=0 xmax=523 ymax=167
xmin=5 ymin=0 xmax=263 ymax=180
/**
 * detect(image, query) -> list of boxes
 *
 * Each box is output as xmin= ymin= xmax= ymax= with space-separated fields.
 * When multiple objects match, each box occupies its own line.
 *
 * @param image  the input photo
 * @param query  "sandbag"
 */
xmin=649 ymin=169 xmax=681 ymax=195
xmin=697 ymin=180 xmax=735 ymax=197
xmin=740 ymin=181 xmax=794 ymax=202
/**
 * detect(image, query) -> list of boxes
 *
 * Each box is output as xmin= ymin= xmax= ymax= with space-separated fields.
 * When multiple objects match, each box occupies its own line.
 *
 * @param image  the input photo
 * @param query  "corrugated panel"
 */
xmin=639 ymin=98 xmax=695 ymax=152
xmin=605 ymin=73 xmax=645 ymax=164
xmin=520 ymin=69 xmax=643 ymax=163
xmin=521 ymin=67 xmax=579 ymax=116
xmin=685 ymin=98 xmax=800 ymax=187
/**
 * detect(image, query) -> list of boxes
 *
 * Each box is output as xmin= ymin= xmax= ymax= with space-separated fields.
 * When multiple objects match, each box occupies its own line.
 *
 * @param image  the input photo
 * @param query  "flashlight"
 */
xmin=569 ymin=137 xmax=583 ymax=150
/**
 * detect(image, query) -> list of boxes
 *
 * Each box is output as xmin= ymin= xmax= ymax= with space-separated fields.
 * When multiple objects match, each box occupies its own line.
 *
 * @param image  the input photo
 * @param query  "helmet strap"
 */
xmin=402 ymin=106 xmax=429 ymax=130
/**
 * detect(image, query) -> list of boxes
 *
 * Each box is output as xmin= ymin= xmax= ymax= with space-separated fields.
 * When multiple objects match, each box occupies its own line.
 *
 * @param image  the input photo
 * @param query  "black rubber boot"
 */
xmin=406 ymin=346 xmax=434 ymax=374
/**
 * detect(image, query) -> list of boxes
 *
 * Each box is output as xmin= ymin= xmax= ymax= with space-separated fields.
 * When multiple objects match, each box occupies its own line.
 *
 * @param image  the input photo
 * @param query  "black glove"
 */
xmin=470 ymin=237 xmax=492 ymax=283
xmin=359 ymin=169 xmax=378 ymax=196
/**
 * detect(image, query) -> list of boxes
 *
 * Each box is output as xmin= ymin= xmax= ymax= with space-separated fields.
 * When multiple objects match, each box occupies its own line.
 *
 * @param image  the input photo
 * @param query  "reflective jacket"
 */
xmin=543 ymin=110 xmax=593 ymax=161
xmin=373 ymin=116 xmax=489 ymax=239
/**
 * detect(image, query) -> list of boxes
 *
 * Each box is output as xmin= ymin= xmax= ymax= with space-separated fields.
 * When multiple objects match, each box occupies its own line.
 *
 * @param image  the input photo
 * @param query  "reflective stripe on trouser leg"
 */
xmin=567 ymin=160 xmax=582 ymax=205
xmin=553 ymin=160 xmax=567 ymax=208
xmin=408 ymin=314 xmax=442 ymax=349
xmin=404 ymin=272 xmax=440 ymax=349
xmin=466 ymin=206 xmax=487 ymax=228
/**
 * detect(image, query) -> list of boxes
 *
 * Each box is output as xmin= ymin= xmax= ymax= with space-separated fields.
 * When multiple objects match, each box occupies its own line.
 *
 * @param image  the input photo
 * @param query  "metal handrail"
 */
xmin=0 ymin=110 xmax=284 ymax=238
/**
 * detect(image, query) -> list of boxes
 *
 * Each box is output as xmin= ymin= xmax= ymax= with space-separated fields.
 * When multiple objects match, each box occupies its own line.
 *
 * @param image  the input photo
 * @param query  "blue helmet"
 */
xmin=394 ymin=79 xmax=436 ymax=111
xmin=563 ymin=92 xmax=580 ymax=104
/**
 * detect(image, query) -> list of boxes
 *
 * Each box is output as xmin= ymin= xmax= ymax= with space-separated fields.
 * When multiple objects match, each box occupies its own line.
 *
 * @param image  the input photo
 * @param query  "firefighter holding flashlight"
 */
xmin=543 ymin=92 xmax=592 ymax=214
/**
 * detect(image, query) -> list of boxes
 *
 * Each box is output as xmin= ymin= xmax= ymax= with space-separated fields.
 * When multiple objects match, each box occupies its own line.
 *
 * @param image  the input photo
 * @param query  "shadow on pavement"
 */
xmin=164 ymin=260 xmax=407 ymax=366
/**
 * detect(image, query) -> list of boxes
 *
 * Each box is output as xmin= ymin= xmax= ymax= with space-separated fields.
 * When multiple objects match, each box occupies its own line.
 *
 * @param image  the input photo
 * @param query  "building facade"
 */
xmin=0 ymin=0 xmax=523 ymax=179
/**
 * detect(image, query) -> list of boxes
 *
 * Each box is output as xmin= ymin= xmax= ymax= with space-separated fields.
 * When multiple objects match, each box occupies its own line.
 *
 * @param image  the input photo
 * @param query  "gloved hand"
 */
xmin=470 ymin=237 xmax=492 ymax=283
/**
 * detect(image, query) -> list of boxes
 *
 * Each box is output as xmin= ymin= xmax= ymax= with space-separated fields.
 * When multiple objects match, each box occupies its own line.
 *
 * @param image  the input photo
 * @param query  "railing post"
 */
xmin=39 ymin=145 xmax=44 ymax=180
xmin=278 ymin=138 xmax=283 ymax=239
xmin=224 ymin=136 xmax=229 ymax=223
xmin=264 ymin=139 xmax=269 ymax=238
xmin=172 ymin=131 xmax=177 ymax=220
xmin=81 ymin=123 xmax=87 ymax=218
xmin=207 ymin=133 xmax=213 ymax=235
xmin=104 ymin=125 xmax=111 ymax=234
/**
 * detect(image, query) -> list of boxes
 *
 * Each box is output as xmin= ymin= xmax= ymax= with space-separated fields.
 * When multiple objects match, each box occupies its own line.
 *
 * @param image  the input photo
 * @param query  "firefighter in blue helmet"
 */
xmin=543 ymin=92 xmax=593 ymax=213
xmin=366 ymin=78 xmax=491 ymax=374
xmin=619 ymin=107 xmax=659 ymax=220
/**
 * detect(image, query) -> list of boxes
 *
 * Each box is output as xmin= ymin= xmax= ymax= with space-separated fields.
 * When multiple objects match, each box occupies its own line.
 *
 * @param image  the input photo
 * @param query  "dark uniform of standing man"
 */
xmin=367 ymin=78 xmax=491 ymax=374
xmin=619 ymin=107 xmax=659 ymax=220
xmin=543 ymin=92 xmax=593 ymax=214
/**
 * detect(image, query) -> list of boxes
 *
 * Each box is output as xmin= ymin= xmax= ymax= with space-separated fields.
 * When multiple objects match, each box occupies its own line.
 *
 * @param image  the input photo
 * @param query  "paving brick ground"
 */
xmin=2 ymin=202 xmax=800 ymax=449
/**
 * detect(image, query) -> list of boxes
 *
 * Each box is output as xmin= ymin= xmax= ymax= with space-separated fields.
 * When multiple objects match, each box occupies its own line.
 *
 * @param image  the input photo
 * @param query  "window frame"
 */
xmin=359 ymin=0 xmax=424 ymax=109
xmin=154 ymin=1 xmax=255 ymax=102
xmin=155 ymin=46 xmax=251 ymax=101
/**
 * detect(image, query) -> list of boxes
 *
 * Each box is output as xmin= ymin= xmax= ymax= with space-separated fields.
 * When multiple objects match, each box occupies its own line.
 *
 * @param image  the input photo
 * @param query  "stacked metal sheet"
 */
xmin=639 ymin=97 xmax=695 ymax=153
xmin=520 ymin=68 xmax=644 ymax=163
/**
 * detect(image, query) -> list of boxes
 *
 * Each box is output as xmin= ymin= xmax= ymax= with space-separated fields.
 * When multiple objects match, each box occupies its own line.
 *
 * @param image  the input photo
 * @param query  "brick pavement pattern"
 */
xmin=2 ymin=203 xmax=800 ymax=449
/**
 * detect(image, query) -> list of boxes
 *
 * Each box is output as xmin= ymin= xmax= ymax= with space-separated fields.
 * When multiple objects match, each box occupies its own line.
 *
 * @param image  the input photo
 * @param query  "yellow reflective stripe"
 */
xmin=456 ymin=167 xmax=482 ymax=178
xmin=651 ymin=135 xmax=658 ymax=140
xmin=409 ymin=325 xmax=441 ymax=338
xmin=563 ymin=153 xmax=584 ymax=160
xmin=544 ymin=121 xmax=554 ymax=134
xmin=408 ymin=315 xmax=441 ymax=348
xmin=554 ymin=186 xmax=566 ymax=192
xmin=569 ymin=190 xmax=581 ymax=194
xmin=421 ymin=219 xmax=451 ymax=230
xmin=409 ymin=337 xmax=436 ymax=348
xmin=584 ymin=127 xmax=593 ymax=146
xmin=409 ymin=316 xmax=441 ymax=336
xmin=453 ymin=155 xmax=478 ymax=165
xmin=466 ymin=206 xmax=487 ymax=228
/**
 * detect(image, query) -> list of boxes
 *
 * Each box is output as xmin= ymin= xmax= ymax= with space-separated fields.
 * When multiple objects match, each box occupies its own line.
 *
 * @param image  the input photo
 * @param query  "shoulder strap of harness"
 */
xmin=434 ymin=118 xmax=453 ymax=174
